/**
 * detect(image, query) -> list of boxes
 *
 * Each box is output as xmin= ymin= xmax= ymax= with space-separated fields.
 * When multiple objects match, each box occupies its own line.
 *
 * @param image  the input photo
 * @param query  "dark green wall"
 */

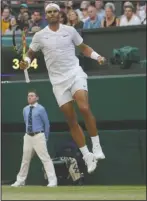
xmin=2 ymin=75 xmax=146 ymax=123
xmin=2 ymin=130 xmax=146 ymax=185
xmin=82 ymin=25 xmax=146 ymax=71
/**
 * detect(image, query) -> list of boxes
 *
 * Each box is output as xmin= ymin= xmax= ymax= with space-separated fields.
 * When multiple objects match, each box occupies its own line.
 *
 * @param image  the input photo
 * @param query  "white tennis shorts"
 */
xmin=53 ymin=74 xmax=88 ymax=107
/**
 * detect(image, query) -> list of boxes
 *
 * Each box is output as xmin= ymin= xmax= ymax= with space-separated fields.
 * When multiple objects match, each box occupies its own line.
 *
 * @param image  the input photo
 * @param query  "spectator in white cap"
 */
xmin=80 ymin=1 xmax=90 ymax=22
xmin=120 ymin=2 xmax=141 ymax=26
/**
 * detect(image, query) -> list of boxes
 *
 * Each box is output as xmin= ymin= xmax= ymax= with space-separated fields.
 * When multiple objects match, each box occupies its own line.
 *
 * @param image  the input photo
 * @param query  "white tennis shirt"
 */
xmin=119 ymin=14 xmax=141 ymax=26
xmin=30 ymin=24 xmax=87 ymax=85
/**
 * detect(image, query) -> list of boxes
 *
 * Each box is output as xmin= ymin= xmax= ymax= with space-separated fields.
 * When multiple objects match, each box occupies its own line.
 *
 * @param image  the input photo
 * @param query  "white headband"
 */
xmin=45 ymin=3 xmax=60 ymax=12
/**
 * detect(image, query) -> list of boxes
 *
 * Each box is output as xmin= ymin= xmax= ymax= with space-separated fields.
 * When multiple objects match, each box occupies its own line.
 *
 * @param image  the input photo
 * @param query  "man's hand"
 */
xmin=19 ymin=60 xmax=29 ymax=70
xmin=98 ymin=56 xmax=106 ymax=65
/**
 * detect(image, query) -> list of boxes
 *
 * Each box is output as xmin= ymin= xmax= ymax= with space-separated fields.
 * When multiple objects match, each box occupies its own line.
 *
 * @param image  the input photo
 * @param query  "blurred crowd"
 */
xmin=1 ymin=0 xmax=146 ymax=36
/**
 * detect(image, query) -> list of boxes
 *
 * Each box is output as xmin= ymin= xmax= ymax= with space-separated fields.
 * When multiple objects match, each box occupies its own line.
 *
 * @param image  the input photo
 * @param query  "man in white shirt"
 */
xmin=136 ymin=2 xmax=146 ymax=24
xmin=80 ymin=1 xmax=90 ymax=22
xmin=20 ymin=3 xmax=105 ymax=174
xmin=120 ymin=5 xmax=141 ymax=26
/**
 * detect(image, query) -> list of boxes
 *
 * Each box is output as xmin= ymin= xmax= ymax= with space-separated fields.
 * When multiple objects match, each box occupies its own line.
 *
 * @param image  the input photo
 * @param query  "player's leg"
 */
xmin=53 ymin=84 xmax=86 ymax=148
xmin=33 ymin=133 xmax=57 ymax=187
xmin=11 ymin=134 xmax=34 ymax=187
xmin=61 ymin=101 xmax=85 ymax=148
xmin=60 ymin=101 xmax=97 ymax=173
xmin=71 ymin=78 xmax=105 ymax=160
xmin=53 ymin=85 xmax=97 ymax=173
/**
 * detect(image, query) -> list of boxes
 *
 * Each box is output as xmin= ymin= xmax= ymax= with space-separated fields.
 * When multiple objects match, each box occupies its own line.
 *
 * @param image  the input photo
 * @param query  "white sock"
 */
xmin=79 ymin=145 xmax=90 ymax=157
xmin=91 ymin=135 xmax=100 ymax=148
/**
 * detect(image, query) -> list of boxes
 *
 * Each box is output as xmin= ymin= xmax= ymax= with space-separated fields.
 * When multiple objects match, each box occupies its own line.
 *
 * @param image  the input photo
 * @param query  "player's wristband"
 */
xmin=24 ymin=57 xmax=31 ymax=65
xmin=90 ymin=51 xmax=100 ymax=60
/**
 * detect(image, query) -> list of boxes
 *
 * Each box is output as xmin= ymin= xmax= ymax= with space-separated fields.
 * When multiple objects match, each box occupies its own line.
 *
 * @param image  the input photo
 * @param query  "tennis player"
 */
xmin=20 ymin=3 xmax=105 ymax=174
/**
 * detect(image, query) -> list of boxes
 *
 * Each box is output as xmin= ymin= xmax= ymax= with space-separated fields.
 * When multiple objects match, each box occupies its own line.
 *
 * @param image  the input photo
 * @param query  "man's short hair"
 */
xmin=28 ymin=89 xmax=38 ymax=97
xmin=88 ymin=4 xmax=96 ymax=10
xmin=89 ymin=3 xmax=96 ymax=8
xmin=33 ymin=10 xmax=42 ymax=15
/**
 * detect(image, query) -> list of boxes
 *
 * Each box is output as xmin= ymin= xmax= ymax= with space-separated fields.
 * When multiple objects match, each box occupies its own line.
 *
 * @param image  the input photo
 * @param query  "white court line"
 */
xmin=88 ymin=73 xmax=146 ymax=79
xmin=1 ymin=74 xmax=146 ymax=84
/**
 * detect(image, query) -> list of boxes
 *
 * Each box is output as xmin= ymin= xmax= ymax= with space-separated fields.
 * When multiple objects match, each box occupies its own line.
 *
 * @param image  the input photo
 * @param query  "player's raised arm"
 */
xmin=71 ymin=27 xmax=105 ymax=65
xmin=20 ymin=33 xmax=41 ymax=70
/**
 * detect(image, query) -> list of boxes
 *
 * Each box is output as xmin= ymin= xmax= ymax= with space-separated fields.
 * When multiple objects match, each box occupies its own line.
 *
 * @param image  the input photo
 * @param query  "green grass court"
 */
xmin=2 ymin=185 xmax=146 ymax=200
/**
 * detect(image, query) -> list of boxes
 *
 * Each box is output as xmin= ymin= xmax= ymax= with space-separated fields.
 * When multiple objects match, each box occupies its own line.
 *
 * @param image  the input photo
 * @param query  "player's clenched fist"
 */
xmin=19 ymin=60 xmax=29 ymax=70
xmin=97 ymin=56 xmax=106 ymax=65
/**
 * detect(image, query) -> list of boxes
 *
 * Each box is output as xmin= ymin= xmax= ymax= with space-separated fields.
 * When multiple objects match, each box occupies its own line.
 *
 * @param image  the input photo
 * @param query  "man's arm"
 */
xmin=72 ymin=27 xmax=105 ymax=64
xmin=23 ymin=108 xmax=26 ymax=123
xmin=77 ymin=42 xmax=105 ymax=64
xmin=40 ymin=107 xmax=50 ymax=140
xmin=77 ymin=43 xmax=94 ymax=57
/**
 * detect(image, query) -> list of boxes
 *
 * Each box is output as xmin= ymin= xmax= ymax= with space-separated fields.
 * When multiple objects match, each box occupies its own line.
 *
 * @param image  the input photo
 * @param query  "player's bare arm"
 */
xmin=78 ymin=43 xmax=105 ymax=65
xmin=19 ymin=48 xmax=35 ymax=70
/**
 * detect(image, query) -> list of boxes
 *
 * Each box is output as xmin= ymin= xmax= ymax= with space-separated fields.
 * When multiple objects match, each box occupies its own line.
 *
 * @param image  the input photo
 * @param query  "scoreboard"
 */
xmin=2 ymin=36 xmax=48 ymax=81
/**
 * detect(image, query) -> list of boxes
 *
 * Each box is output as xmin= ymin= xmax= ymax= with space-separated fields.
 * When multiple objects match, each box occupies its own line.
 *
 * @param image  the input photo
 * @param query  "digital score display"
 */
xmin=2 ymin=46 xmax=47 ymax=81
xmin=12 ymin=58 xmax=38 ymax=70
xmin=1 ymin=36 xmax=47 ymax=80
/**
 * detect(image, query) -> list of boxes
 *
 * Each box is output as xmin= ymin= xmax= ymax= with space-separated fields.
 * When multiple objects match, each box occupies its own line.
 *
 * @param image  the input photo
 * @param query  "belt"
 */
xmin=27 ymin=131 xmax=44 ymax=136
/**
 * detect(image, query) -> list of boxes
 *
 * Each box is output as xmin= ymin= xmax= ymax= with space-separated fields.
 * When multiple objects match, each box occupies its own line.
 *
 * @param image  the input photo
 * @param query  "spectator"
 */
xmin=17 ymin=11 xmax=30 ymax=30
xmin=120 ymin=2 xmax=141 ymax=26
xmin=68 ymin=10 xmax=83 ymax=29
xmin=59 ymin=1 xmax=67 ymax=13
xmin=59 ymin=11 xmax=68 ymax=25
xmin=101 ymin=2 xmax=119 ymax=27
xmin=141 ymin=3 xmax=147 ymax=24
xmin=29 ymin=10 xmax=47 ymax=33
xmin=83 ymin=5 xmax=103 ymax=29
xmin=1 ymin=7 xmax=14 ymax=35
xmin=136 ymin=1 xmax=146 ymax=24
xmin=2 ymin=0 xmax=11 ymax=8
xmin=19 ymin=3 xmax=29 ymax=15
xmin=4 ymin=18 xmax=21 ymax=35
xmin=80 ymin=1 xmax=90 ymax=22
xmin=72 ymin=0 xmax=83 ymax=21
xmin=95 ymin=0 xmax=105 ymax=19
xmin=17 ymin=4 xmax=30 ymax=30
xmin=66 ymin=0 xmax=73 ymax=14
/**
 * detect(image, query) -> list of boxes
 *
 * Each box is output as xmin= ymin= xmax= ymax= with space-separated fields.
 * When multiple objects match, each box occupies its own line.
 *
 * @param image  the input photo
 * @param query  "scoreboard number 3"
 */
xmin=12 ymin=58 xmax=38 ymax=69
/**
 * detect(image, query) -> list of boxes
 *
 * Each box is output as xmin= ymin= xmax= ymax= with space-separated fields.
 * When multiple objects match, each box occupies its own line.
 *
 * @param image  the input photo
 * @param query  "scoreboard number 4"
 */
xmin=12 ymin=58 xmax=38 ymax=69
